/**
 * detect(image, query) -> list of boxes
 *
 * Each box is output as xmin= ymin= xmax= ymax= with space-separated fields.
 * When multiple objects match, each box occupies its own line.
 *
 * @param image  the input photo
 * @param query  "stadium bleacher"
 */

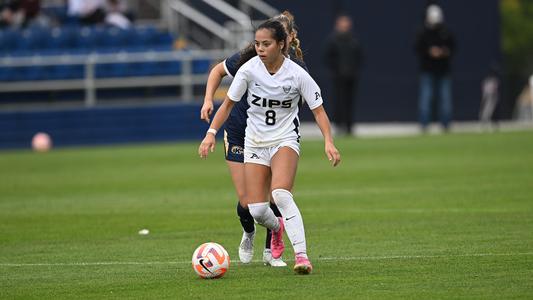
xmin=0 ymin=24 xmax=183 ymax=82
xmin=0 ymin=1 xmax=254 ymax=149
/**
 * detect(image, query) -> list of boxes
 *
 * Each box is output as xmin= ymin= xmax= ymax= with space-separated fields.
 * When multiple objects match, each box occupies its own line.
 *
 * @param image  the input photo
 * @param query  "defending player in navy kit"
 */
xmin=199 ymin=19 xmax=340 ymax=275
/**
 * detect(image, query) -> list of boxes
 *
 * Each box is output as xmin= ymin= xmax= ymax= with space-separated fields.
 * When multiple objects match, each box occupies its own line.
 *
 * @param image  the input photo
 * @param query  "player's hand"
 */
xmin=200 ymin=100 xmax=214 ymax=123
xmin=199 ymin=134 xmax=216 ymax=159
xmin=325 ymin=142 xmax=341 ymax=167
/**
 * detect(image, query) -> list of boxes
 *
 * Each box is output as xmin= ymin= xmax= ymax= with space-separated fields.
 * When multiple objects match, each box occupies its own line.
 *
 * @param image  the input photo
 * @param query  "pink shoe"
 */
xmin=270 ymin=217 xmax=285 ymax=259
xmin=294 ymin=254 xmax=313 ymax=275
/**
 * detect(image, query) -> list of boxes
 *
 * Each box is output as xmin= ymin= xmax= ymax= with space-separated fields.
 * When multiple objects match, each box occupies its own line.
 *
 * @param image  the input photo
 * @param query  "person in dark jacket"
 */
xmin=415 ymin=4 xmax=455 ymax=132
xmin=324 ymin=14 xmax=362 ymax=135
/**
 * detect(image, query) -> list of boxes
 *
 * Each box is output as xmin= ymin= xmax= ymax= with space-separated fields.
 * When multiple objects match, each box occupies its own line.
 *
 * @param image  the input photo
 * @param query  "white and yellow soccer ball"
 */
xmin=192 ymin=242 xmax=230 ymax=279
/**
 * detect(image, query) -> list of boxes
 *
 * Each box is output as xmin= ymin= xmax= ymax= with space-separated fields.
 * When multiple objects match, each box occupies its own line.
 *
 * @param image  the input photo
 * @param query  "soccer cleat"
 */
xmin=263 ymin=249 xmax=287 ymax=267
xmin=270 ymin=217 xmax=285 ymax=259
xmin=293 ymin=254 xmax=313 ymax=275
xmin=238 ymin=231 xmax=255 ymax=263
xmin=269 ymin=257 xmax=288 ymax=267
xmin=262 ymin=249 xmax=272 ymax=264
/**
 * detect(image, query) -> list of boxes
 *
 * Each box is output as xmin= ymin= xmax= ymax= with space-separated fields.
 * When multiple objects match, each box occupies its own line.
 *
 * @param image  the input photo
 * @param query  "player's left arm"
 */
xmin=299 ymin=69 xmax=341 ymax=167
xmin=311 ymin=105 xmax=341 ymax=167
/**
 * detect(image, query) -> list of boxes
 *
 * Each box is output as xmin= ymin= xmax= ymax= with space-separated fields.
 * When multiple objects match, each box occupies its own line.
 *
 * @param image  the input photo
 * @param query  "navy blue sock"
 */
xmin=237 ymin=202 xmax=255 ymax=233
xmin=265 ymin=203 xmax=282 ymax=249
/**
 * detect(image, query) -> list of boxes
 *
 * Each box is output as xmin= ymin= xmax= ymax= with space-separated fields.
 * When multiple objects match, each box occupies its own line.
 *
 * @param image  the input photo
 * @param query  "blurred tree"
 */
xmin=501 ymin=0 xmax=533 ymax=115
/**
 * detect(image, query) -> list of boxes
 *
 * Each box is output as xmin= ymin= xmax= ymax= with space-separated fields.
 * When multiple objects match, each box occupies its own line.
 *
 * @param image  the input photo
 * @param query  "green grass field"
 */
xmin=1 ymin=131 xmax=532 ymax=299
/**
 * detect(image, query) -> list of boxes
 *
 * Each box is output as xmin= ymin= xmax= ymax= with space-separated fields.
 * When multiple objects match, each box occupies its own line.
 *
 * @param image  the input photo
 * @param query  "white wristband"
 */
xmin=207 ymin=128 xmax=217 ymax=136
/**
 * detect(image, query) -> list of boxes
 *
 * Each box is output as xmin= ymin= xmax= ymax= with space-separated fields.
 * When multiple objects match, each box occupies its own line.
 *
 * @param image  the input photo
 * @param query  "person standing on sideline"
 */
xmin=479 ymin=64 xmax=500 ymax=129
xmin=324 ymin=14 xmax=362 ymax=135
xmin=199 ymin=20 xmax=341 ymax=275
xmin=415 ymin=4 xmax=455 ymax=132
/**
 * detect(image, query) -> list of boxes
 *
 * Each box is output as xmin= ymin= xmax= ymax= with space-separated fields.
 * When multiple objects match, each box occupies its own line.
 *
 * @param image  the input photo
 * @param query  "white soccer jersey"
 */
xmin=227 ymin=56 xmax=323 ymax=148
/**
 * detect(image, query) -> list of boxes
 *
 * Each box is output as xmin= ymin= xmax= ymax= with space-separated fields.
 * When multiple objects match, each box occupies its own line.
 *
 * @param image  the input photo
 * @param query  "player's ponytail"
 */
xmin=273 ymin=10 xmax=304 ymax=60
xmin=237 ymin=43 xmax=256 ymax=69
xmin=291 ymin=36 xmax=303 ymax=61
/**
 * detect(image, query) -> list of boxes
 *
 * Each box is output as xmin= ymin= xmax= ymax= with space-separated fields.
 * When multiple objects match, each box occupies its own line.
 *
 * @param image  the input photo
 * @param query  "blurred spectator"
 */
xmin=20 ymin=0 xmax=51 ymax=28
xmin=415 ymin=4 xmax=455 ymax=132
xmin=1 ymin=0 xmax=24 ymax=28
xmin=67 ymin=0 xmax=105 ymax=25
xmin=479 ymin=64 xmax=500 ymax=129
xmin=104 ymin=0 xmax=131 ymax=29
xmin=19 ymin=0 xmax=38 ymax=24
xmin=513 ymin=75 xmax=533 ymax=121
xmin=323 ymin=14 xmax=362 ymax=135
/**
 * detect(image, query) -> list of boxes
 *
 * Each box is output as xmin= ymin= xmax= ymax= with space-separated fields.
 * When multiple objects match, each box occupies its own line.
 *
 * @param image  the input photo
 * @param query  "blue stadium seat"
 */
xmin=131 ymin=26 xmax=158 ymax=47
xmin=157 ymin=31 xmax=174 ymax=46
xmin=45 ymin=27 xmax=76 ymax=49
xmin=16 ymin=28 xmax=48 ymax=51
xmin=99 ymin=27 xmax=131 ymax=49
xmin=157 ymin=60 xmax=181 ymax=75
xmin=75 ymin=27 xmax=97 ymax=50
xmin=0 ymin=29 xmax=18 ymax=52
xmin=0 ymin=25 xmax=191 ymax=82
xmin=193 ymin=59 xmax=211 ymax=74
xmin=91 ymin=27 xmax=110 ymax=49
xmin=0 ymin=66 xmax=15 ymax=81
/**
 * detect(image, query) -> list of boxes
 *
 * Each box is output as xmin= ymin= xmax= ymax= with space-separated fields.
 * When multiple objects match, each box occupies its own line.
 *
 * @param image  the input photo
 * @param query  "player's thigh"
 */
xmin=270 ymin=146 xmax=299 ymax=191
xmin=226 ymin=160 xmax=246 ymax=203
xmin=244 ymin=162 xmax=271 ymax=205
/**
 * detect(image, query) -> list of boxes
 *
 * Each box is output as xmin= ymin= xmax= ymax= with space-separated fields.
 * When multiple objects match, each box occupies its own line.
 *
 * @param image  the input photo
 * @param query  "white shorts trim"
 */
xmin=244 ymin=140 xmax=300 ymax=167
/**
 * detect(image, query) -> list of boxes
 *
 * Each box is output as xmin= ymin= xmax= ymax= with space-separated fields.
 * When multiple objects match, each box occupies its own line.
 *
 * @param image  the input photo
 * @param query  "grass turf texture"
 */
xmin=1 ymin=131 xmax=532 ymax=299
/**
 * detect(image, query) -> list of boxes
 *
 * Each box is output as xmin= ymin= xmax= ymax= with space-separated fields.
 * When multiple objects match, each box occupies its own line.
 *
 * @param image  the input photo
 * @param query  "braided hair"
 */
xmin=273 ymin=10 xmax=303 ymax=60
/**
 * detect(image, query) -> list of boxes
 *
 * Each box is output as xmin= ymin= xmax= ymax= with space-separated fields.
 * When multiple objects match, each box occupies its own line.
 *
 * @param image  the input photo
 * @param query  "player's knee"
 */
xmin=235 ymin=190 xmax=246 ymax=205
xmin=271 ymin=188 xmax=294 ymax=209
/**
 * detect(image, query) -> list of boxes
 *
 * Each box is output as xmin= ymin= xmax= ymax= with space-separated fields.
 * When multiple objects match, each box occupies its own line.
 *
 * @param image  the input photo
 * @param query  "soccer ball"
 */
xmin=192 ymin=242 xmax=230 ymax=279
xmin=32 ymin=132 xmax=52 ymax=152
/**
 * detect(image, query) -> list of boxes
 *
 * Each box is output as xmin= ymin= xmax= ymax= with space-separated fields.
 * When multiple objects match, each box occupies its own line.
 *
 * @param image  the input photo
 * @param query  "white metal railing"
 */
xmin=203 ymin=0 xmax=253 ymax=48
xmin=239 ymin=0 xmax=279 ymax=19
xmin=165 ymin=0 xmax=235 ymax=48
xmin=163 ymin=0 xmax=257 ymax=49
xmin=0 ymin=49 xmax=235 ymax=107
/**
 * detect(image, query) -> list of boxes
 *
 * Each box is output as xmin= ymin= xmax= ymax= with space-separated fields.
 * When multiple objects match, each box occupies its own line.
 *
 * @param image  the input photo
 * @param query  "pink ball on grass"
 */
xmin=32 ymin=132 xmax=52 ymax=152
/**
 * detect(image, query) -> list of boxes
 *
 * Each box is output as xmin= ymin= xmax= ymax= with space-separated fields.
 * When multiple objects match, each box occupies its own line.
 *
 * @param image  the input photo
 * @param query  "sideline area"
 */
xmin=300 ymin=121 xmax=533 ymax=138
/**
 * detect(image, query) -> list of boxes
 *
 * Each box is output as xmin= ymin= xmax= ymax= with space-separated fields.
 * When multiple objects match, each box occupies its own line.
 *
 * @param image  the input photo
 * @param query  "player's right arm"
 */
xmin=201 ymin=52 xmax=242 ymax=123
xmin=199 ymin=97 xmax=235 ymax=158
xmin=201 ymin=62 xmax=227 ymax=123
xmin=199 ymin=65 xmax=248 ymax=159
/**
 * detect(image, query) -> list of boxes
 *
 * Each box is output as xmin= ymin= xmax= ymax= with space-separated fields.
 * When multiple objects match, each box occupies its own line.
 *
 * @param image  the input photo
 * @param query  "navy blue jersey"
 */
xmin=223 ymin=49 xmax=308 ymax=147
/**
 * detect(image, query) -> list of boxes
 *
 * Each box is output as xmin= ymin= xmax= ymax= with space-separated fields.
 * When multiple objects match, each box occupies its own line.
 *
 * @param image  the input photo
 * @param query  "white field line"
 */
xmin=1 ymin=252 xmax=532 ymax=267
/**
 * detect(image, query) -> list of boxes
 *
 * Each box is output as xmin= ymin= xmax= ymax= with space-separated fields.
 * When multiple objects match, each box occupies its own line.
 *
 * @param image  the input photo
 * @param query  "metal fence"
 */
xmin=0 ymin=48 xmax=235 ymax=107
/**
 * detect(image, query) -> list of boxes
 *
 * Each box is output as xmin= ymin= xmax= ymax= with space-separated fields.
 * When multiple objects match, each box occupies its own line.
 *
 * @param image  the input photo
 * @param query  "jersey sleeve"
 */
xmin=291 ymin=56 xmax=309 ymax=73
xmin=223 ymin=52 xmax=241 ymax=78
xmin=227 ymin=67 xmax=248 ymax=102
xmin=299 ymin=71 xmax=323 ymax=110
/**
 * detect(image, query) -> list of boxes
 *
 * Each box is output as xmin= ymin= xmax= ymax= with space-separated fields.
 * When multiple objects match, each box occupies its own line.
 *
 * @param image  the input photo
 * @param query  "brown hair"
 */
xmin=237 ymin=10 xmax=303 ymax=68
xmin=273 ymin=10 xmax=303 ymax=60
xmin=237 ymin=20 xmax=287 ymax=68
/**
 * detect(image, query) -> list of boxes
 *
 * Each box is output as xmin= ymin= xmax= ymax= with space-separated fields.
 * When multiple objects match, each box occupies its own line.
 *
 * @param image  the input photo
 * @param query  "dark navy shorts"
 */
xmin=223 ymin=130 xmax=244 ymax=163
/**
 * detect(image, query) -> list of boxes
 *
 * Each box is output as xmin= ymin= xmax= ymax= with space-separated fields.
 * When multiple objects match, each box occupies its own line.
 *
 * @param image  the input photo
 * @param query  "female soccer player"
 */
xmin=200 ymin=11 xmax=305 ymax=267
xmin=199 ymin=19 xmax=341 ymax=275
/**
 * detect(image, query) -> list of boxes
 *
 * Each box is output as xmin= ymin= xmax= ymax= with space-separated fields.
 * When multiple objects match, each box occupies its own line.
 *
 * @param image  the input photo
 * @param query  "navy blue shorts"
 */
xmin=223 ymin=130 xmax=244 ymax=163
